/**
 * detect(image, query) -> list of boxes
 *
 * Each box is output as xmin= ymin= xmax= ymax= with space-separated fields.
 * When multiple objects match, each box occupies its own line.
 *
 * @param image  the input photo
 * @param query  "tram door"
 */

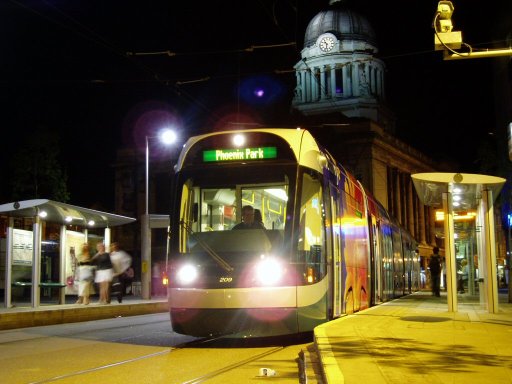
xmin=369 ymin=215 xmax=381 ymax=305
xmin=330 ymin=184 xmax=343 ymax=317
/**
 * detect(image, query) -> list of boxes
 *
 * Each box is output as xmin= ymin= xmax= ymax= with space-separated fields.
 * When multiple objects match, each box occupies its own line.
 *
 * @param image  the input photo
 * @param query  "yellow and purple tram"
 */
xmin=167 ymin=128 xmax=419 ymax=337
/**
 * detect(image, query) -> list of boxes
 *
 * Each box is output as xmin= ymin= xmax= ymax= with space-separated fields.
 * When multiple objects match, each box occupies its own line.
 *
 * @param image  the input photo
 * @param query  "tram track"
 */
xmin=3 ymin=315 xmax=310 ymax=384
xmin=27 ymin=349 xmax=173 ymax=384
xmin=25 ymin=335 xmax=223 ymax=384
xmin=25 ymin=335 xmax=291 ymax=384
xmin=180 ymin=346 xmax=284 ymax=384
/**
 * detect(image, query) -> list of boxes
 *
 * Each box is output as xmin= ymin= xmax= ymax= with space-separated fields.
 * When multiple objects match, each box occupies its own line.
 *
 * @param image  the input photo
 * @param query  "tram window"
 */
xmin=199 ymin=188 xmax=236 ymax=231
xmin=240 ymin=185 xmax=288 ymax=230
xmin=298 ymin=173 xmax=326 ymax=283
xmin=180 ymin=184 xmax=288 ymax=234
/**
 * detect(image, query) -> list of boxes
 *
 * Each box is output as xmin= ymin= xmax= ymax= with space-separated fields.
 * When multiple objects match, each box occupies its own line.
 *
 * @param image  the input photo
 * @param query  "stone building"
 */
xmin=292 ymin=0 xmax=443 ymax=258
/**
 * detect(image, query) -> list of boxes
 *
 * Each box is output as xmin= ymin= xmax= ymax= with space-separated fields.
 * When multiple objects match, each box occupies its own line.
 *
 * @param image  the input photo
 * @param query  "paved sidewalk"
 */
xmin=0 ymin=295 xmax=168 ymax=330
xmin=314 ymin=290 xmax=512 ymax=384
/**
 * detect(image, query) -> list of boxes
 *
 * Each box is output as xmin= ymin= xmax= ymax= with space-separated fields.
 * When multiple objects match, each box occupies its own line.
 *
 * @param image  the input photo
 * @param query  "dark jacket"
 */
xmin=429 ymin=255 xmax=441 ymax=275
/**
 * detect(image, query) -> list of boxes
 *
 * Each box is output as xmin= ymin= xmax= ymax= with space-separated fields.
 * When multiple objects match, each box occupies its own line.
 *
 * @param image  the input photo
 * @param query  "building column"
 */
xmin=380 ymin=70 xmax=385 ymax=101
xmin=307 ymin=69 xmax=313 ymax=102
xmin=320 ymin=65 xmax=326 ymax=100
xmin=369 ymin=65 xmax=374 ymax=95
xmin=330 ymin=65 xmax=337 ymax=98
xmin=407 ymin=179 xmax=415 ymax=235
xmin=429 ymin=206 xmax=437 ymax=246
xmin=394 ymin=171 xmax=402 ymax=225
xmin=352 ymin=63 xmax=359 ymax=97
xmin=376 ymin=68 xmax=382 ymax=97
xmin=295 ymin=71 xmax=301 ymax=102
xmin=309 ymin=68 xmax=317 ymax=103
xmin=418 ymin=201 xmax=427 ymax=245
xmin=300 ymin=70 xmax=307 ymax=103
xmin=364 ymin=62 xmax=370 ymax=95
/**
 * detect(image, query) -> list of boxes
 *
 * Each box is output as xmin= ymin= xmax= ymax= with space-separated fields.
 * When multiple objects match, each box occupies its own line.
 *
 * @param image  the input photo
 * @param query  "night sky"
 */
xmin=1 ymin=0 xmax=510 ymax=211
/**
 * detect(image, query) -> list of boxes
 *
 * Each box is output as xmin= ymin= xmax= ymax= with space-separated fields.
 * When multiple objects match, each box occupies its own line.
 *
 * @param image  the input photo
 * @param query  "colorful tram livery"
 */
xmin=168 ymin=128 xmax=419 ymax=337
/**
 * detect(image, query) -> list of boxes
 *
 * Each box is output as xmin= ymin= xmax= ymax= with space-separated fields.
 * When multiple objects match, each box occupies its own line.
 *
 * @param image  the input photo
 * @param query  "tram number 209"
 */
xmin=219 ymin=277 xmax=233 ymax=283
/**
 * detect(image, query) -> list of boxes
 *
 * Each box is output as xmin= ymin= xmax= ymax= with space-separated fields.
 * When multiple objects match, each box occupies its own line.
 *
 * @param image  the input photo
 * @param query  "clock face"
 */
xmin=319 ymin=36 xmax=335 ymax=52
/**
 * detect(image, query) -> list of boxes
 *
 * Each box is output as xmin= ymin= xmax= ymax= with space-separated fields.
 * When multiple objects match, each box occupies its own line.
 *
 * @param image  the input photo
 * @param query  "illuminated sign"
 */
xmin=203 ymin=147 xmax=277 ymax=162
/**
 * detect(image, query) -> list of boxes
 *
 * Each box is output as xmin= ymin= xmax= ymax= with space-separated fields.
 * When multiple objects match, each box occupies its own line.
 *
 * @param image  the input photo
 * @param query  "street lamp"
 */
xmin=142 ymin=128 xmax=177 ymax=299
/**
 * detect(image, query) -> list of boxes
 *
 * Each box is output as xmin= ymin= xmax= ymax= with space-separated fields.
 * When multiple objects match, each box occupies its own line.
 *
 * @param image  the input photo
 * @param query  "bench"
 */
xmin=12 ymin=281 xmax=66 ymax=288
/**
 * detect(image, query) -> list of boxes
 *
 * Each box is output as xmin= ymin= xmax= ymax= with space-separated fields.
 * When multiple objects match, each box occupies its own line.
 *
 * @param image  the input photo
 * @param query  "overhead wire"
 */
xmin=6 ymin=0 xmax=219 ymax=119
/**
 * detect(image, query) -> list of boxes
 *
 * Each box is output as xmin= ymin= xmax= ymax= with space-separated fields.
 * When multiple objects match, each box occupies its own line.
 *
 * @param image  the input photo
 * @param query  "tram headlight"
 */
xmin=255 ymin=257 xmax=283 ymax=286
xmin=176 ymin=264 xmax=198 ymax=285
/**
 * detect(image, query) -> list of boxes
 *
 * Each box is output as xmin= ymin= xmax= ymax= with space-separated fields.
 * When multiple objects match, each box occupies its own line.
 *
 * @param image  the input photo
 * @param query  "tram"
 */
xmin=167 ymin=128 xmax=419 ymax=337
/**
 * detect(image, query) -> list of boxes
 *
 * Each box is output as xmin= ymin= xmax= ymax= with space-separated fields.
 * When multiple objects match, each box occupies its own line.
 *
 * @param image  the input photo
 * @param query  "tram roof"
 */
xmin=176 ymin=128 xmax=323 ymax=172
xmin=0 ymin=199 xmax=136 ymax=228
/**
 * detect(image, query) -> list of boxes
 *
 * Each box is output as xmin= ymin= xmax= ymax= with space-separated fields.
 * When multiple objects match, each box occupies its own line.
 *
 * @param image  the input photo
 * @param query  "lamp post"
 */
xmin=141 ymin=128 xmax=177 ymax=300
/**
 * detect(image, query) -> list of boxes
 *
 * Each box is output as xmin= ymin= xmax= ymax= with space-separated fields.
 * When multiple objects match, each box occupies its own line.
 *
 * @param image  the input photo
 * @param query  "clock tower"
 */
xmin=293 ymin=0 xmax=394 ymax=131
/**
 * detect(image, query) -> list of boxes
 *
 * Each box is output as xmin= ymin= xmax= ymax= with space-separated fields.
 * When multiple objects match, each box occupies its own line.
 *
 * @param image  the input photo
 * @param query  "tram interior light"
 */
xmin=233 ymin=134 xmax=245 ymax=147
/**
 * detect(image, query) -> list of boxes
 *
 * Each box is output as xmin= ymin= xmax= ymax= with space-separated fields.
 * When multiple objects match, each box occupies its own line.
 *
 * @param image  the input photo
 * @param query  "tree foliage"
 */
xmin=9 ymin=129 xmax=70 ymax=202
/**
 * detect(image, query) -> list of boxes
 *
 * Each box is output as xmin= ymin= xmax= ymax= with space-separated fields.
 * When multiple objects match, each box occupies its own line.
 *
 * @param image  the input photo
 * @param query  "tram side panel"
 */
xmin=379 ymin=217 xmax=395 ymax=302
xmin=296 ymin=171 xmax=330 ymax=332
xmin=339 ymin=173 xmax=369 ymax=314
xmin=391 ymin=223 xmax=405 ymax=298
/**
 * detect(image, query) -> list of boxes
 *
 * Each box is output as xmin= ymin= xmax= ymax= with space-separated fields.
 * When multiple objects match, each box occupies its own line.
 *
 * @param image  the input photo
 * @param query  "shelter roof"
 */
xmin=411 ymin=173 xmax=506 ymax=209
xmin=0 ymin=199 xmax=135 ymax=228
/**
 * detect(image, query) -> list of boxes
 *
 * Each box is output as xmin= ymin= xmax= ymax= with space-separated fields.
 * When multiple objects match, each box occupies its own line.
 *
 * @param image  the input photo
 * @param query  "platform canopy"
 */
xmin=0 ymin=199 xmax=136 ymax=228
xmin=411 ymin=172 xmax=506 ymax=209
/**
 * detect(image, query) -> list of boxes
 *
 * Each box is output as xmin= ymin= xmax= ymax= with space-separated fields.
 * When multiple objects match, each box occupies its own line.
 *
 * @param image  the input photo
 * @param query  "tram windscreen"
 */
xmin=178 ymin=176 xmax=289 ymax=260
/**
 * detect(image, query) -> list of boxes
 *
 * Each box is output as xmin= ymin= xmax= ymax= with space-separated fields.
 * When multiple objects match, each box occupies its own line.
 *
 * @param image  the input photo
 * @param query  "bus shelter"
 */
xmin=412 ymin=173 xmax=506 ymax=313
xmin=0 ymin=199 xmax=135 ymax=308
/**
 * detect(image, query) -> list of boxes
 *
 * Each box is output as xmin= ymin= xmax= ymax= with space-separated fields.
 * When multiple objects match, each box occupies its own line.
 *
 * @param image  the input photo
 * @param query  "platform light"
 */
xmin=143 ymin=127 xmax=179 ymax=299
xmin=38 ymin=211 xmax=47 ymax=218
xmin=159 ymin=128 xmax=178 ymax=145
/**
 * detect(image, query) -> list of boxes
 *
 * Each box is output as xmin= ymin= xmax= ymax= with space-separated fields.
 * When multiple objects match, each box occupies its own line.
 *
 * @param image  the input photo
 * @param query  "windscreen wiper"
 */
xmin=180 ymin=220 xmax=234 ymax=272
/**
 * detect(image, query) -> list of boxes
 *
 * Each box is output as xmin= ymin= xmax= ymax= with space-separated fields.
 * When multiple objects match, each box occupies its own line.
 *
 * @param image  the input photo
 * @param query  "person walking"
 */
xmin=75 ymin=243 xmax=94 ymax=305
xmin=428 ymin=246 xmax=442 ymax=297
xmin=109 ymin=242 xmax=132 ymax=303
xmin=91 ymin=242 xmax=113 ymax=304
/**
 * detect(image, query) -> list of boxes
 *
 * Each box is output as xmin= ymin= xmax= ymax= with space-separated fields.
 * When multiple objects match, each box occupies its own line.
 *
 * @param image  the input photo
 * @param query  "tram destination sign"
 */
xmin=203 ymin=147 xmax=277 ymax=162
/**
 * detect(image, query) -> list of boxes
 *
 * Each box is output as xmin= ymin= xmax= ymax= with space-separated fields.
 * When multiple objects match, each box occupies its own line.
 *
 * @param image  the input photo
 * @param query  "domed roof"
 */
xmin=304 ymin=2 xmax=376 ymax=48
